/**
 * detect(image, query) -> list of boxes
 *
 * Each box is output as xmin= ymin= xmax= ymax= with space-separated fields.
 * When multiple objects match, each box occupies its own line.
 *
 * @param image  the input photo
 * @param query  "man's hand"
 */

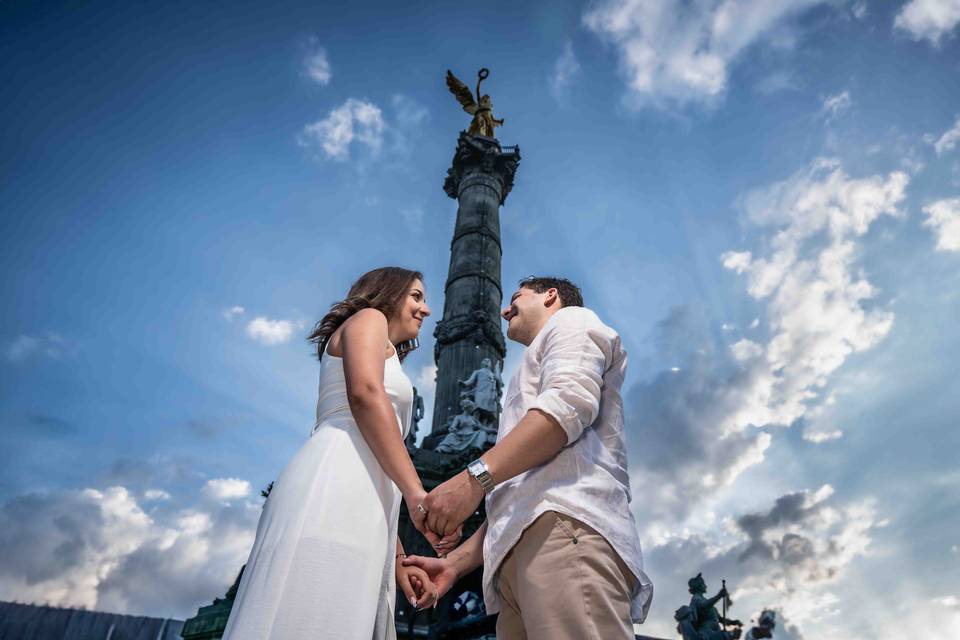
xmin=423 ymin=470 xmax=484 ymax=537
xmin=404 ymin=490 xmax=463 ymax=553
xmin=401 ymin=555 xmax=460 ymax=601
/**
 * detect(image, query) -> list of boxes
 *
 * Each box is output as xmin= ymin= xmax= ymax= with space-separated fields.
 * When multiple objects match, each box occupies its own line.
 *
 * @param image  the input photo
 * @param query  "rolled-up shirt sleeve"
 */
xmin=528 ymin=311 xmax=611 ymax=445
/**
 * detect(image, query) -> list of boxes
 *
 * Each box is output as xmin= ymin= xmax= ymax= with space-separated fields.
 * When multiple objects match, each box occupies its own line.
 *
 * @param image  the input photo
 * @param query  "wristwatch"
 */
xmin=467 ymin=459 xmax=494 ymax=494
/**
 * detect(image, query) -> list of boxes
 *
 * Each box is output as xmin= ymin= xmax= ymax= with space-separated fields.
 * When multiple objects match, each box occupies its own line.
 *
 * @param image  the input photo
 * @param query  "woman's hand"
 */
xmin=396 ymin=559 xmax=438 ymax=610
xmin=404 ymin=488 xmax=430 ymax=536
xmin=400 ymin=555 xmax=459 ymax=601
xmin=433 ymin=525 xmax=463 ymax=557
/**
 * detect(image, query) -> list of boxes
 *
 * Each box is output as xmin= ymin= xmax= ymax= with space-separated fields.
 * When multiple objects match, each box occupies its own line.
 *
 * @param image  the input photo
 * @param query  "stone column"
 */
xmin=422 ymin=133 xmax=520 ymax=450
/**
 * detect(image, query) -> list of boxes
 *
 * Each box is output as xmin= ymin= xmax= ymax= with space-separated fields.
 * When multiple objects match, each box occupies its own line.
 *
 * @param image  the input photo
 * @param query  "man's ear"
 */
xmin=544 ymin=288 xmax=560 ymax=308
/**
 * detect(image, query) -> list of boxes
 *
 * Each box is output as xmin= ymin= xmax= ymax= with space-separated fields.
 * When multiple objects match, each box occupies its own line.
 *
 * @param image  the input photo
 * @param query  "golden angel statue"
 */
xmin=446 ymin=68 xmax=504 ymax=138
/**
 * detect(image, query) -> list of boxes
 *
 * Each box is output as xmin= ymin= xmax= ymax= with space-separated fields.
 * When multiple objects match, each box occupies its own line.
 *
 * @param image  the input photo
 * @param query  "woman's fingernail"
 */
xmin=410 ymin=598 xmax=417 ymax=606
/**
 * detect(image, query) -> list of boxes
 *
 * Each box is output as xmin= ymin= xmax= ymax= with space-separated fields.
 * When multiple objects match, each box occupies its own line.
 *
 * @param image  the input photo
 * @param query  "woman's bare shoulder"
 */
xmin=343 ymin=308 xmax=387 ymax=334
xmin=344 ymin=307 xmax=388 ymax=329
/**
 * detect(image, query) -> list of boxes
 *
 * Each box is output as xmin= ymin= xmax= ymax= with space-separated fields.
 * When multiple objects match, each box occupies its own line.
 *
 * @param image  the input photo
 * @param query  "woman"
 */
xmin=223 ymin=267 xmax=447 ymax=640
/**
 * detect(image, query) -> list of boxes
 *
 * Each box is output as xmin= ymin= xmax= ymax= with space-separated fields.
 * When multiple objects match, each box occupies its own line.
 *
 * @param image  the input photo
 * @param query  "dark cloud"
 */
xmin=97 ymin=500 xmax=257 ymax=617
xmin=0 ymin=490 xmax=116 ymax=586
xmin=102 ymin=454 xmax=204 ymax=490
xmin=0 ymin=484 xmax=260 ymax=619
xmin=624 ymin=306 xmax=772 ymax=525
xmin=642 ymin=486 xmax=877 ymax=637
xmin=24 ymin=414 xmax=77 ymax=437
xmin=183 ymin=419 xmax=222 ymax=440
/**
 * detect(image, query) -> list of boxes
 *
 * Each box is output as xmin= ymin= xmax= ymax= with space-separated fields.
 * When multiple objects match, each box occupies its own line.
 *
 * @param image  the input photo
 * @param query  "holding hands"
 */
xmin=408 ymin=469 xmax=484 ymax=553
xmin=423 ymin=470 xmax=485 ymax=538
xmin=396 ymin=555 xmax=439 ymax=610
xmin=405 ymin=486 xmax=466 ymax=556
xmin=399 ymin=555 xmax=459 ymax=602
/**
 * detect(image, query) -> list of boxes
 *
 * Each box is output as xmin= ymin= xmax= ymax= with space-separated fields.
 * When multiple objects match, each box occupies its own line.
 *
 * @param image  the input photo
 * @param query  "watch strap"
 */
xmin=468 ymin=459 xmax=494 ymax=494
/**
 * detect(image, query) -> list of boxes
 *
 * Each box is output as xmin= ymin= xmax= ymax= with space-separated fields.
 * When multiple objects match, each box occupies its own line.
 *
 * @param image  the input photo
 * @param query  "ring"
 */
xmin=417 ymin=503 xmax=426 ymax=514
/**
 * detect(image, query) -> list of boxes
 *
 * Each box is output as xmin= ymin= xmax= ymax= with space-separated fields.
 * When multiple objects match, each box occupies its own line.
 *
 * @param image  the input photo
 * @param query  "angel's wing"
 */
xmin=446 ymin=70 xmax=478 ymax=115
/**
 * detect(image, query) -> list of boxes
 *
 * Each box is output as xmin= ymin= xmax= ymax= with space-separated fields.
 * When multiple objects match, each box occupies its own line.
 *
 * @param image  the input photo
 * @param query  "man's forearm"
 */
xmin=447 ymin=521 xmax=486 ymax=578
xmin=481 ymin=409 xmax=567 ymax=485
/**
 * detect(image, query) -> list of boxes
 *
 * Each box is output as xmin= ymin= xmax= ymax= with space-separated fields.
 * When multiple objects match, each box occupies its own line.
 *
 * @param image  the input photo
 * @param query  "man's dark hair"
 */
xmin=518 ymin=276 xmax=584 ymax=308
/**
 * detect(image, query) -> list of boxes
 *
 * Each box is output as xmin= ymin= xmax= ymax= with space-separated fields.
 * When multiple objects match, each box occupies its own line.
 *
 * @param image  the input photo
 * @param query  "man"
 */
xmin=406 ymin=276 xmax=653 ymax=639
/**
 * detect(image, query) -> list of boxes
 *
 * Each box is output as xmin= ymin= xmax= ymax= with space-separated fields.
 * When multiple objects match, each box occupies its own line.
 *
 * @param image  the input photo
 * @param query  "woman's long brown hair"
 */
xmin=308 ymin=267 xmax=423 ymax=362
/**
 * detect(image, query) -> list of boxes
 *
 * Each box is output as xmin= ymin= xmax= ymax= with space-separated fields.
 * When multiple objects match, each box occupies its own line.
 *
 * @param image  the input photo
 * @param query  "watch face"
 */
xmin=468 ymin=461 xmax=482 ymax=475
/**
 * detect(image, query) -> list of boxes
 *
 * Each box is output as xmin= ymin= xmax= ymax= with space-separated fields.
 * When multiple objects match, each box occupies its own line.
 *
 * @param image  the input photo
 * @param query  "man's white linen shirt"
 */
xmin=482 ymin=306 xmax=653 ymax=622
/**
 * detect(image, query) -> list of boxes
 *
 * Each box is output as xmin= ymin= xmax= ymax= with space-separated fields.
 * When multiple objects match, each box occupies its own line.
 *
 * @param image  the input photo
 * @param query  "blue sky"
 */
xmin=2 ymin=0 xmax=960 ymax=636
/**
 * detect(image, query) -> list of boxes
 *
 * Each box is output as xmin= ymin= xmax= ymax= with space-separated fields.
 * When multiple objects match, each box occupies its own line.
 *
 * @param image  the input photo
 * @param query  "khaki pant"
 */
xmin=495 ymin=511 xmax=637 ymax=640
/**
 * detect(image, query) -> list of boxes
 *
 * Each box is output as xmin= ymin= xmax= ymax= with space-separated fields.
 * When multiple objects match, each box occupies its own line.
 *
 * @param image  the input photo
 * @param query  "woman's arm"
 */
xmin=341 ymin=309 xmax=426 ymax=512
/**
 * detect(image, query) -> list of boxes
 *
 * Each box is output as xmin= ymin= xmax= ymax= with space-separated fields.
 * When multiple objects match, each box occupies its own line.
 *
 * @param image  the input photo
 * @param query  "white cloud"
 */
xmin=143 ymin=489 xmax=171 ymax=502
xmin=222 ymin=305 xmax=245 ymax=321
xmin=202 ymin=478 xmax=251 ymax=502
xmin=416 ymin=363 xmax=437 ymax=391
xmin=549 ymin=40 xmax=581 ymax=100
xmin=931 ymin=114 xmax=960 ymax=155
xmin=922 ymin=197 xmax=960 ymax=251
xmin=626 ymin=159 xmax=907 ymax=530
xmin=894 ymin=0 xmax=960 ymax=46
xmin=5 ymin=332 xmax=66 ymax=363
xmin=411 ymin=363 xmax=437 ymax=445
xmin=725 ymin=159 xmax=906 ymax=427
xmin=819 ymin=90 xmax=852 ymax=121
xmin=722 ymin=250 xmax=753 ymax=273
xmin=401 ymin=206 xmax=425 ymax=227
xmin=756 ymin=70 xmax=799 ymax=95
xmin=302 ymin=38 xmax=332 ymax=85
xmin=731 ymin=338 xmax=764 ymax=361
xmin=583 ymin=0 xmax=831 ymax=108
xmin=245 ymin=316 xmax=295 ymax=345
xmin=392 ymin=94 xmax=429 ymax=129
xmin=933 ymin=595 xmax=960 ymax=608
xmin=851 ymin=1 xmax=868 ymax=19
xmin=299 ymin=98 xmax=386 ymax=161
xmin=802 ymin=428 xmax=844 ymax=443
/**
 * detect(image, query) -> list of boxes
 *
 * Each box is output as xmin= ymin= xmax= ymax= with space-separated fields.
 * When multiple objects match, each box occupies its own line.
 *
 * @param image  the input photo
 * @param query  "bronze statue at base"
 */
xmin=675 ymin=573 xmax=743 ymax=640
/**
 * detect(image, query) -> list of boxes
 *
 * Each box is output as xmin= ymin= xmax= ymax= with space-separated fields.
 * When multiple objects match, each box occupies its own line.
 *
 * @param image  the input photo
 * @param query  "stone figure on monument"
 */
xmin=676 ymin=573 xmax=743 ymax=640
xmin=457 ymin=357 xmax=502 ymax=420
xmin=405 ymin=387 xmax=426 ymax=449
xmin=435 ymin=398 xmax=488 ymax=454
xmin=446 ymin=68 xmax=504 ymax=138
xmin=744 ymin=610 xmax=776 ymax=639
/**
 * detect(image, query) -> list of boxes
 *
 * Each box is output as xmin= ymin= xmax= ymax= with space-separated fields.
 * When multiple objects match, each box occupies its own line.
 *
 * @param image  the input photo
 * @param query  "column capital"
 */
xmin=443 ymin=132 xmax=521 ymax=204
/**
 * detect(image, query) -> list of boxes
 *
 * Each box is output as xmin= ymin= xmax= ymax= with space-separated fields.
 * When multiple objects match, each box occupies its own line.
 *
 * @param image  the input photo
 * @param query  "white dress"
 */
xmin=223 ymin=350 xmax=413 ymax=640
